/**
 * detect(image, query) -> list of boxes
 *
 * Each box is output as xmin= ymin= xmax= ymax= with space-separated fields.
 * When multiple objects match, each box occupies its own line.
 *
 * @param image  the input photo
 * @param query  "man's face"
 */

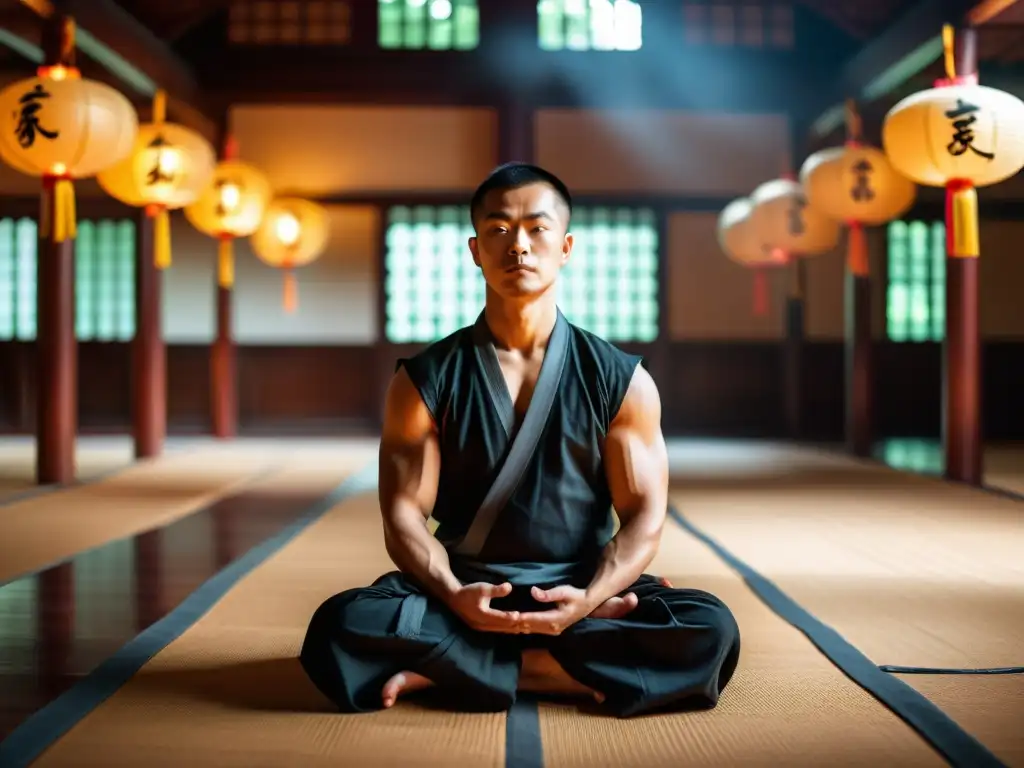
xmin=468 ymin=182 xmax=573 ymax=299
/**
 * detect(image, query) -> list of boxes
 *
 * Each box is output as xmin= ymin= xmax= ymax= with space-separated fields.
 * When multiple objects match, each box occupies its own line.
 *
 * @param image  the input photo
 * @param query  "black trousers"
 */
xmin=299 ymin=570 xmax=741 ymax=718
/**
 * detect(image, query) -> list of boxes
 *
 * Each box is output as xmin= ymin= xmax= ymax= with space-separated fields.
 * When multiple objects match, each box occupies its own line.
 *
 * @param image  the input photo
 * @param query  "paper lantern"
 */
xmin=718 ymin=197 xmax=787 ymax=316
xmin=184 ymin=158 xmax=271 ymax=288
xmin=97 ymin=91 xmax=216 ymax=269
xmin=251 ymin=198 xmax=329 ymax=312
xmin=750 ymin=179 xmax=840 ymax=256
xmin=800 ymin=145 xmax=916 ymax=225
xmin=882 ymin=27 xmax=1024 ymax=258
xmin=0 ymin=36 xmax=137 ymax=242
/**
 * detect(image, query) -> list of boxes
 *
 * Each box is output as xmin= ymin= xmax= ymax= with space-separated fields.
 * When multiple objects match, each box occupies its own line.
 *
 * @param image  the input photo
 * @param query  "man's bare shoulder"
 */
xmin=610 ymin=364 xmax=662 ymax=432
xmin=382 ymin=367 xmax=436 ymax=443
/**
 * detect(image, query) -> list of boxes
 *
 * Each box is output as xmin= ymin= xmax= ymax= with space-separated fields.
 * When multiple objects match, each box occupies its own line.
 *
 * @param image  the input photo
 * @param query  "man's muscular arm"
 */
xmin=378 ymin=368 xmax=462 ymax=603
xmin=583 ymin=365 xmax=669 ymax=608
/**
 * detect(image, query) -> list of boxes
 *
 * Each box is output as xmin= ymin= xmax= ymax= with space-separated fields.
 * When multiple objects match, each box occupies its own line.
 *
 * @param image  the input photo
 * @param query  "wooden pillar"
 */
xmin=210 ymin=124 xmax=237 ymax=440
xmin=784 ymin=259 xmax=806 ymax=439
xmin=944 ymin=27 xmax=983 ymax=485
xmin=497 ymin=94 xmax=533 ymax=164
xmin=36 ymin=16 xmax=77 ymax=485
xmin=211 ymin=284 xmax=236 ymax=438
xmin=845 ymin=241 xmax=873 ymax=457
xmin=132 ymin=211 xmax=166 ymax=458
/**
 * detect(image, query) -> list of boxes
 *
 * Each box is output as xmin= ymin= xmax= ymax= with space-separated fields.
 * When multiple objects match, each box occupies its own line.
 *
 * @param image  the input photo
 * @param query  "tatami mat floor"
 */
xmin=0 ymin=436 xmax=1019 ymax=767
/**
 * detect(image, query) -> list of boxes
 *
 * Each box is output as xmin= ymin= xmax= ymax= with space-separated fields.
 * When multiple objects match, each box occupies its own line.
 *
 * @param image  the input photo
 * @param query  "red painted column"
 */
xmin=845 ymin=222 xmax=873 ymax=457
xmin=784 ymin=259 xmax=806 ymax=439
xmin=944 ymin=27 xmax=983 ymax=485
xmin=35 ymin=16 xmax=77 ymax=485
xmin=132 ymin=210 xmax=166 ymax=458
xmin=211 ymin=283 xmax=236 ymax=439
xmin=210 ymin=130 xmax=237 ymax=440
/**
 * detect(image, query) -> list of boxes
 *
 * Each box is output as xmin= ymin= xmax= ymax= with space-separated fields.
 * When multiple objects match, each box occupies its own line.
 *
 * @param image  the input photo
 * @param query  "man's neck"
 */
xmin=483 ymin=289 xmax=557 ymax=354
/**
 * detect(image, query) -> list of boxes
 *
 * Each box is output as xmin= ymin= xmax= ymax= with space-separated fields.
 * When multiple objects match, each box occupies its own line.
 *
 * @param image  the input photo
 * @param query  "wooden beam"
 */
xmin=809 ymin=0 xmax=1003 ymax=140
xmin=17 ymin=0 xmax=217 ymax=142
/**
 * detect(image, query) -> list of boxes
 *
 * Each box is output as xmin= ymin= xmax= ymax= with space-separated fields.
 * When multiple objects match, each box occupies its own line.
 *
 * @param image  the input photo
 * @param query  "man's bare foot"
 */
xmin=382 ymin=671 xmax=434 ymax=708
xmin=519 ymin=649 xmax=605 ymax=703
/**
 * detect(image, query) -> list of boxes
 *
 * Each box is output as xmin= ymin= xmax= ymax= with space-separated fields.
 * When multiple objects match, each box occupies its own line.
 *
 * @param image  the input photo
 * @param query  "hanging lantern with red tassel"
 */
xmin=801 ymin=99 xmax=916 ymax=283
xmin=183 ymin=137 xmax=271 ymax=289
xmin=717 ymin=197 xmax=787 ymax=316
xmin=250 ymin=198 xmax=329 ymax=312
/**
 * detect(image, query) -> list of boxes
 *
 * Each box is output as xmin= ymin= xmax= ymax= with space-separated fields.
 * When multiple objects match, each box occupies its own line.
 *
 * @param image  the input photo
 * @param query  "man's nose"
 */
xmin=508 ymin=227 xmax=530 ymax=254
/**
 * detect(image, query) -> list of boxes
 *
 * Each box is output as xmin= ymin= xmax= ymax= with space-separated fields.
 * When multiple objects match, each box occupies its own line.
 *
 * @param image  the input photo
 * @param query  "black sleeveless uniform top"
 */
xmin=398 ymin=310 xmax=641 ymax=588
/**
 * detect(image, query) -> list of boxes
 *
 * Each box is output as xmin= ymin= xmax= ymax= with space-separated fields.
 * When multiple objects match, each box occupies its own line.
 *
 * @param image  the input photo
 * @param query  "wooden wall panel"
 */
xmin=0 ymin=341 xmax=1022 ymax=439
xmin=535 ymin=109 xmax=790 ymax=195
xmin=228 ymin=106 xmax=499 ymax=194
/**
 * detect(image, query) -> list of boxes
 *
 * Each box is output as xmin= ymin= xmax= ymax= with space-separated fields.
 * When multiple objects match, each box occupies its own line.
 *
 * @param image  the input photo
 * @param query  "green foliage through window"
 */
xmin=886 ymin=220 xmax=945 ymax=342
xmin=538 ymin=0 xmax=643 ymax=51
xmin=0 ymin=217 xmax=136 ymax=342
xmin=378 ymin=0 xmax=479 ymax=49
xmin=383 ymin=205 xmax=659 ymax=344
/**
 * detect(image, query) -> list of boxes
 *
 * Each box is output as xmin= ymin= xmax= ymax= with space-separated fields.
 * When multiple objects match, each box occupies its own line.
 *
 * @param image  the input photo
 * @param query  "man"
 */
xmin=300 ymin=163 xmax=740 ymax=717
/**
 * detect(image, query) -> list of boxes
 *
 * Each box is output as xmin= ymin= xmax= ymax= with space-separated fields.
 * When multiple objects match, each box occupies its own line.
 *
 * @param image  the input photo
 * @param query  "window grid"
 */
xmin=0 ymin=217 xmax=135 ymax=342
xmin=886 ymin=220 xmax=945 ymax=342
xmin=683 ymin=2 xmax=793 ymax=49
xmin=383 ymin=205 xmax=659 ymax=344
xmin=379 ymin=0 xmax=479 ymax=50
xmin=229 ymin=0 xmax=352 ymax=45
xmin=538 ymin=0 xmax=643 ymax=51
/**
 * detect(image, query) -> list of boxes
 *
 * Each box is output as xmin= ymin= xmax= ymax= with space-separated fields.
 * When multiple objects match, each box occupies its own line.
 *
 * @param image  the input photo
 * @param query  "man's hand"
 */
xmin=515 ymin=586 xmax=598 ymax=635
xmin=446 ymin=582 xmax=524 ymax=633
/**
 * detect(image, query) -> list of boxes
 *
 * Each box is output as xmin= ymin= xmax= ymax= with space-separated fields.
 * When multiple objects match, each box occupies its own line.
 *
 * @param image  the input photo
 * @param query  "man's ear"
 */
xmin=468 ymin=236 xmax=481 ymax=267
xmin=561 ymin=232 xmax=574 ymax=267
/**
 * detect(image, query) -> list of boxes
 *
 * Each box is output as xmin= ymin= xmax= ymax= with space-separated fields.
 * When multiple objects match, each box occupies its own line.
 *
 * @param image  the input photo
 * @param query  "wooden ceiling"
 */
xmin=7 ymin=1 xmax=1024 ymax=57
xmin=43 ymin=0 xmax=984 ymax=46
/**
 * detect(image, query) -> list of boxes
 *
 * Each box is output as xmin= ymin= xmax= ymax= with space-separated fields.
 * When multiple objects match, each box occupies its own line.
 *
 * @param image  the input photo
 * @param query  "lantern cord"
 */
xmin=218 ymin=236 xmax=235 ymax=288
xmin=282 ymin=270 xmax=298 ymax=313
xmin=753 ymin=269 xmax=769 ymax=317
xmin=59 ymin=17 xmax=76 ymax=67
xmin=153 ymin=90 xmax=167 ymax=125
xmin=942 ymin=25 xmax=957 ymax=81
xmin=153 ymin=207 xmax=171 ymax=269
xmin=847 ymin=221 xmax=869 ymax=276
xmin=41 ymin=178 xmax=77 ymax=243
xmin=844 ymin=98 xmax=862 ymax=144
xmin=946 ymin=181 xmax=979 ymax=258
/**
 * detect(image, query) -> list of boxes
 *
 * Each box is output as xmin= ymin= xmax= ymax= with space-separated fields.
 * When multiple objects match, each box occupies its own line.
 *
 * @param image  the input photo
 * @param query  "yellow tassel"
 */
xmin=52 ymin=179 xmax=76 ymax=242
xmin=282 ymin=270 xmax=298 ymax=313
xmin=847 ymin=222 xmax=869 ymax=276
xmin=153 ymin=208 xmax=171 ymax=269
xmin=218 ymin=238 xmax=234 ymax=288
xmin=949 ymin=185 xmax=979 ymax=258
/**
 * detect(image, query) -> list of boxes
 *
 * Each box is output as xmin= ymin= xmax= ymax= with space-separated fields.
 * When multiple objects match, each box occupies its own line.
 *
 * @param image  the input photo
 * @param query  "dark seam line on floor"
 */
xmin=505 ymin=695 xmax=544 ymax=768
xmin=0 ymin=462 xmax=379 ymax=768
xmin=879 ymin=665 xmax=1024 ymax=675
xmin=0 ymin=464 xmax=278 ymax=589
xmin=668 ymin=505 xmax=1007 ymax=768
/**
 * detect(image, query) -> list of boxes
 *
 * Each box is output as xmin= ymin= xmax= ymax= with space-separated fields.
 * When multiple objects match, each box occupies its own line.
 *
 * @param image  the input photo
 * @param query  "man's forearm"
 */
xmin=383 ymin=500 xmax=463 ymax=604
xmin=584 ymin=506 xmax=662 ymax=608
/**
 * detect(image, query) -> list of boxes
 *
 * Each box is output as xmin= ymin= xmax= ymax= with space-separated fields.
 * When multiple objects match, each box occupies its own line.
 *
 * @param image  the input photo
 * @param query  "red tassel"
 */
xmin=753 ymin=270 xmax=769 ymax=316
